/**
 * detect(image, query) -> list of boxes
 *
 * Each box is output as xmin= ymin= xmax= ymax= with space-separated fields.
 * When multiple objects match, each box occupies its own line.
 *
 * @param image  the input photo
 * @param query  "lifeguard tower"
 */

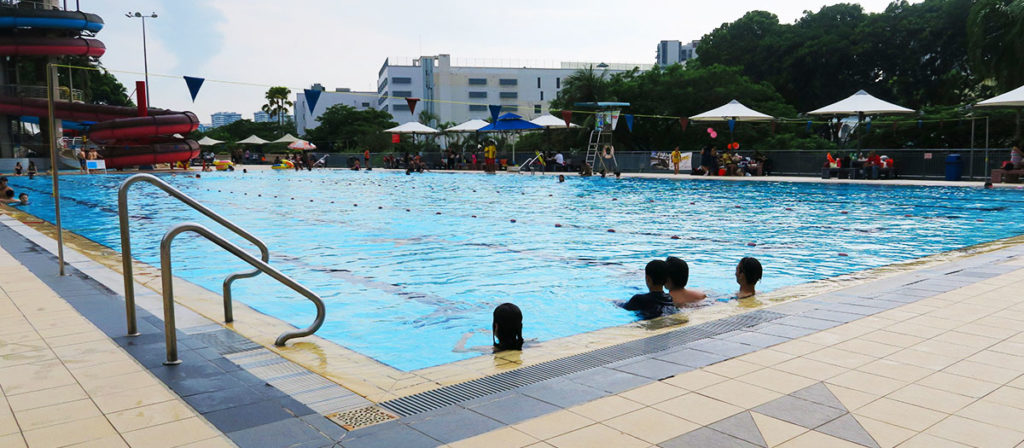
xmin=576 ymin=102 xmax=629 ymax=174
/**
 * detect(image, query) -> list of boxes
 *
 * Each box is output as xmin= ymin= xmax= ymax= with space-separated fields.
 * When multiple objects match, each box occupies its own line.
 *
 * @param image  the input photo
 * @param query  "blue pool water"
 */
xmin=7 ymin=171 xmax=1024 ymax=371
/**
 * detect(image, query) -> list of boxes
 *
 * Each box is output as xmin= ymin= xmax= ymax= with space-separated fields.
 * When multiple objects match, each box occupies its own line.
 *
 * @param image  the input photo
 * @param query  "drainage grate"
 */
xmin=380 ymin=309 xmax=785 ymax=417
xmin=327 ymin=406 xmax=398 ymax=431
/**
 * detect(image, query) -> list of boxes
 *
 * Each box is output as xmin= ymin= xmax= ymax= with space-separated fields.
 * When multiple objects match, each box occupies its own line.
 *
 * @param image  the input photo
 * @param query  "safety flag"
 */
xmin=304 ymin=89 xmax=322 ymax=113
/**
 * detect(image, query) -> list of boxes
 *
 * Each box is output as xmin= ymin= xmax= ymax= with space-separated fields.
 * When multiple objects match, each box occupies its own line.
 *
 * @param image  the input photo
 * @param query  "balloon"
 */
xmin=706 ymin=127 xmax=714 ymax=133
xmin=710 ymin=131 xmax=718 ymax=139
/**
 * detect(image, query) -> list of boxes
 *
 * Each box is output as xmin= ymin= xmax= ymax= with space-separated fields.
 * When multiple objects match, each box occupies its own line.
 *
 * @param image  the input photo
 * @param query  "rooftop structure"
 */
xmin=656 ymin=39 xmax=699 ymax=66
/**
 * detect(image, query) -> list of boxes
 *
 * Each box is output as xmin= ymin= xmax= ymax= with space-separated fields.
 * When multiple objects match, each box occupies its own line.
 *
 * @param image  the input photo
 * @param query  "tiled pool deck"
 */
xmin=3 ymin=193 xmax=1024 ymax=447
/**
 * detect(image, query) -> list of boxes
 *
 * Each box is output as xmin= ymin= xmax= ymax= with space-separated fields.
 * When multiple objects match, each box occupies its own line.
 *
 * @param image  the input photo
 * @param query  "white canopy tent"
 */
xmin=976 ymin=84 xmax=1024 ymax=108
xmin=447 ymin=119 xmax=488 ymax=132
xmin=808 ymin=90 xmax=914 ymax=116
xmin=384 ymin=122 xmax=439 ymax=134
xmin=690 ymin=100 xmax=774 ymax=122
xmin=236 ymin=135 xmax=270 ymax=144
xmin=197 ymin=136 xmax=223 ymax=146
xmin=272 ymin=133 xmax=301 ymax=144
xmin=529 ymin=114 xmax=581 ymax=128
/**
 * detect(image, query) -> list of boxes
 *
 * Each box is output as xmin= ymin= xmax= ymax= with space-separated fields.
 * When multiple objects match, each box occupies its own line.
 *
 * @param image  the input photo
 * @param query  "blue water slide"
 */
xmin=0 ymin=8 xmax=103 ymax=32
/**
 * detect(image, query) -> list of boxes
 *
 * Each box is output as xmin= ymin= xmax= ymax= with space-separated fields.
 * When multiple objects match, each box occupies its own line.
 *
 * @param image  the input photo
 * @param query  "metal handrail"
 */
xmin=159 ymin=223 xmax=326 ymax=364
xmin=118 ymin=174 xmax=269 ymax=336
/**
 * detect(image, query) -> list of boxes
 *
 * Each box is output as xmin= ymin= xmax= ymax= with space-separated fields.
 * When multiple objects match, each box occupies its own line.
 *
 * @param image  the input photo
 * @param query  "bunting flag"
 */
xmin=728 ymin=119 xmax=736 ymax=133
xmin=865 ymin=121 xmax=872 ymax=132
xmin=561 ymin=110 xmax=572 ymax=127
xmin=391 ymin=134 xmax=400 ymax=143
xmin=489 ymin=105 xmax=502 ymax=122
xmin=679 ymin=117 xmax=689 ymax=132
xmin=917 ymin=119 xmax=923 ymax=128
xmin=806 ymin=121 xmax=813 ymax=132
xmin=406 ymin=97 xmax=420 ymax=114
xmin=625 ymin=114 xmax=634 ymax=132
xmin=183 ymin=76 xmax=204 ymax=102
xmin=303 ymin=89 xmax=322 ymax=113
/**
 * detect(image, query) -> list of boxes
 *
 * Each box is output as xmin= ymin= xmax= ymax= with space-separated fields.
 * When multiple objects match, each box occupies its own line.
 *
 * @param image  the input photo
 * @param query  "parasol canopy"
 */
xmin=808 ymin=90 xmax=914 ymax=115
xmin=236 ymin=135 xmax=270 ymax=144
xmin=272 ymin=133 xmax=301 ymax=144
xmin=690 ymin=100 xmax=774 ymax=122
xmin=447 ymin=119 xmax=489 ymax=132
xmin=477 ymin=113 xmax=543 ymax=132
xmin=530 ymin=114 xmax=581 ymax=128
xmin=287 ymin=140 xmax=316 ymax=150
xmin=384 ymin=122 xmax=440 ymax=134
xmin=976 ymin=84 xmax=1024 ymax=108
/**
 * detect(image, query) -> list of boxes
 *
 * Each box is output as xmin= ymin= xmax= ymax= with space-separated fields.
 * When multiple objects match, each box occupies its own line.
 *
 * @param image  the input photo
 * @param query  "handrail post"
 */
xmin=160 ymin=223 xmax=326 ymax=363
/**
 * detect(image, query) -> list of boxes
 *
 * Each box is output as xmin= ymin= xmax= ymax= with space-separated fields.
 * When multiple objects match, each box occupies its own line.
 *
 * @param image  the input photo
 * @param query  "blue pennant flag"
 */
xmin=865 ymin=121 xmax=872 ymax=132
xmin=183 ymin=76 xmax=204 ymax=102
xmin=625 ymin=114 xmax=634 ymax=132
xmin=728 ymin=119 xmax=736 ymax=133
xmin=304 ymin=89 xmax=322 ymax=114
xmin=488 ymin=105 xmax=502 ymax=122
xmin=917 ymin=120 xmax=923 ymax=128
xmin=806 ymin=120 xmax=813 ymax=131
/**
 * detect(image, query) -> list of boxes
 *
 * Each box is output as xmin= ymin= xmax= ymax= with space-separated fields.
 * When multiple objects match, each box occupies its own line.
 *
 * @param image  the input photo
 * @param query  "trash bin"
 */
xmin=945 ymin=154 xmax=963 ymax=181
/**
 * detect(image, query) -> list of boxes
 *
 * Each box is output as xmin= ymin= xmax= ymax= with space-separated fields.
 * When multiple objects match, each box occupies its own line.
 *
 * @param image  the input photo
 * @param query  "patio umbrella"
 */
xmin=383 ymin=122 xmax=440 ymax=134
xmin=976 ymin=84 xmax=1024 ymax=108
xmin=447 ymin=119 xmax=488 ymax=132
xmin=690 ymin=100 xmax=774 ymax=140
xmin=478 ymin=113 xmax=543 ymax=163
xmin=530 ymin=114 xmax=581 ymax=129
xmin=197 ymin=136 xmax=223 ymax=146
xmin=236 ymin=135 xmax=270 ymax=144
xmin=808 ymin=90 xmax=914 ymax=115
xmin=287 ymin=140 xmax=316 ymax=150
xmin=272 ymin=133 xmax=301 ymax=144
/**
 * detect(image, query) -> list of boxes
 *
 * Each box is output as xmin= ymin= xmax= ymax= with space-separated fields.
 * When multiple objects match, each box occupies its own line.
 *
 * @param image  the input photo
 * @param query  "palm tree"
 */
xmin=262 ymin=86 xmax=294 ymax=126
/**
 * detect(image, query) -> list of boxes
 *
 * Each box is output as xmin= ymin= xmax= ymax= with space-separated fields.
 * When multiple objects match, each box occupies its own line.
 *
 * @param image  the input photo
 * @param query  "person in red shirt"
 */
xmin=864 ymin=150 xmax=882 ymax=179
xmin=364 ymin=149 xmax=371 ymax=169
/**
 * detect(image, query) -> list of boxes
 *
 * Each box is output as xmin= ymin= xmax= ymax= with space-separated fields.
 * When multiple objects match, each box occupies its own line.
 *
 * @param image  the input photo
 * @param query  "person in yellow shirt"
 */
xmin=484 ymin=140 xmax=497 ymax=172
xmin=671 ymin=147 xmax=682 ymax=175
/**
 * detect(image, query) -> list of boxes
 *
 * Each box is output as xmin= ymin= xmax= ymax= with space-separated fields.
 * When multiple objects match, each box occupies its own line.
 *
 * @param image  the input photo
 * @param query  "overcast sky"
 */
xmin=88 ymin=0 xmax=901 ymax=125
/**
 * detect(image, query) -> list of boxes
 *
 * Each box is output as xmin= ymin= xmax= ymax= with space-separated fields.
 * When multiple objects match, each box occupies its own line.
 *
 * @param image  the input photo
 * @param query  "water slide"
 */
xmin=0 ymin=4 xmax=199 ymax=168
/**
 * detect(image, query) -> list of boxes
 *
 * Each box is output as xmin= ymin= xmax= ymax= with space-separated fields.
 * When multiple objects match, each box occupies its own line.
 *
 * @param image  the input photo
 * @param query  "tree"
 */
xmin=302 ymin=104 xmax=397 ymax=152
xmin=261 ymin=86 xmax=293 ymax=126
xmin=84 ymin=67 xmax=134 ymax=107
xmin=550 ymin=65 xmax=611 ymax=110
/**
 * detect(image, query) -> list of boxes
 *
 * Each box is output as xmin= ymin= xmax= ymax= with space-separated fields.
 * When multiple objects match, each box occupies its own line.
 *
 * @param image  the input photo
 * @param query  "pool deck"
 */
xmin=3 ymin=172 xmax=1024 ymax=447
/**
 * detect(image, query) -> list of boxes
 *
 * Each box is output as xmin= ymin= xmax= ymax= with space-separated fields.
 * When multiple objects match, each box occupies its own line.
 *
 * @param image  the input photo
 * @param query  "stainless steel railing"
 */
xmin=159 ymin=223 xmax=325 ymax=365
xmin=118 ymin=173 xmax=269 ymax=336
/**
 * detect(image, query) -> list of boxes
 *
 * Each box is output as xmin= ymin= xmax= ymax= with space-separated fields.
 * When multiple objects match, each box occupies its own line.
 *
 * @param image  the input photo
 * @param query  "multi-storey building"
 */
xmin=656 ymin=40 xmax=699 ymax=66
xmin=210 ymin=111 xmax=242 ymax=128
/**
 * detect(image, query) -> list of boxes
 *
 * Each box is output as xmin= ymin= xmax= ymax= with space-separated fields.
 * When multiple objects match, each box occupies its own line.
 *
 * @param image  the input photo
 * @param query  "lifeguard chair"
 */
xmin=576 ymin=102 xmax=629 ymax=174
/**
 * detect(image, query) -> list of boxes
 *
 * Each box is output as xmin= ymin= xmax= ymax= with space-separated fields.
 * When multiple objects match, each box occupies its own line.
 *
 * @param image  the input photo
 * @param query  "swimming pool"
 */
xmin=7 ymin=171 xmax=1024 ymax=370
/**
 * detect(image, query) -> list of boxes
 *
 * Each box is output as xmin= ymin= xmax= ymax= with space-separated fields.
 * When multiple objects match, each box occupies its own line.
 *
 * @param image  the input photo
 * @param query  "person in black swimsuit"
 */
xmin=621 ymin=260 xmax=677 ymax=319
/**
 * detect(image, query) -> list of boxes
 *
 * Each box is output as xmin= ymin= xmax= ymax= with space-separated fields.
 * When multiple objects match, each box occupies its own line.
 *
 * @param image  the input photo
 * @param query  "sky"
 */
xmin=86 ymin=0 xmax=902 ymax=125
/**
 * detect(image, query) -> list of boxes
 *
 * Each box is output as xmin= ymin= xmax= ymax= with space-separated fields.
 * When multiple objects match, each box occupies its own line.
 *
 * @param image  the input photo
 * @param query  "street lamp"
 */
xmin=125 ymin=11 xmax=157 ymax=108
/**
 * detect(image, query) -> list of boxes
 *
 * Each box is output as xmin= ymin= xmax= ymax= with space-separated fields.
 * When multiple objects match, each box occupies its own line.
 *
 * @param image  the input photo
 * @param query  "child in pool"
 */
xmin=735 ymin=257 xmax=762 ymax=299
xmin=665 ymin=257 xmax=706 ymax=306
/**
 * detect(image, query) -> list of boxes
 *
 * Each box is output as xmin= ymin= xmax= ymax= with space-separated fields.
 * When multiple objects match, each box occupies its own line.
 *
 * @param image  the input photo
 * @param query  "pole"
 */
xmin=141 ymin=16 xmax=150 ymax=108
xmin=970 ymin=117 xmax=975 ymax=180
xmin=45 ymin=64 xmax=66 ymax=276
xmin=985 ymin=116 xmax=990 ymax=174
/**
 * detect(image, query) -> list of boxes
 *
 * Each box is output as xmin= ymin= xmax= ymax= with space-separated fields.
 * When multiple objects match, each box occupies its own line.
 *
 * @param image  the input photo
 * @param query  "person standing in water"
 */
xmin=735 ymin=257 xmax=763 ymax=299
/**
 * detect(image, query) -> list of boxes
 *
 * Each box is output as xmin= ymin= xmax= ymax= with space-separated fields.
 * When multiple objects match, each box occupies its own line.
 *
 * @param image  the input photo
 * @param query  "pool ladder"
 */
xmin=118 ymin=174 xmax=326 ymax=365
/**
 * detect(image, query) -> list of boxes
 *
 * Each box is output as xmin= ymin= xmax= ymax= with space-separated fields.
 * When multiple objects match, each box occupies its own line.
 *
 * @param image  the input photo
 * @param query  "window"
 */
xmin=469 ymin=105 xmax=487 ymax=111
xmin=468 ymin=78 xmax=487 ymax=85
xmin=392 ymin=104 xmax=408 ymax=112
xmin=499 ymin=92 xmax=517 ymax=99
xmin=377 ymin=78 xmax=388 ymax=93
xmin=537 ymin=77 xmax=541 ymax=88
xmin=556 ymin=78 xmax=561 ymax=88
xmin=502 ymin=105 xmax=518 ymax=111
xmin=392 ymin=77 xmax=412 ymax=84
xmin=392 ymin=90 xmax=413 ymax=97
xmin=361 ymin=102 xmax=370 ymax=108
xmin=534 ymin=105 xmax=542 ymax=114
xmin=540 ymin=91 xmax=544 ymax=101
xmin=499 ymin=78 xmax=517 ymax=86
xmin=468 ymin=91 xmax=487 ymax=99
xmin=378 ymin=95 xmax=387 ymax=105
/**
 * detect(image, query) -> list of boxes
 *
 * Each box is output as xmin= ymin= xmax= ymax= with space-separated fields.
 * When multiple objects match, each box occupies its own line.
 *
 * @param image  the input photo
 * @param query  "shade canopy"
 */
xmin=196 ymin=136 xmax=223 ymax=146
xmin=808 ymin=90 xmax=914 ymax=115
xmin=478 ymin=113 xmax=544 ymax=132
xmin=447 ymin=119 xmax=489 ymax=132
xmin=287 ymin=140 xmax=316 ymax=150
xmin=272 ymin=133 xmax=301 ymax=144
xmin=976 ymin=84 xmax=1024 ymax=108
xmin=530 ymin=114 xmax=581 ymax=128
xmin=236 ymin=135 xmax=270 ymax=144
xmin=384 ymin=122 xmax=439 ymax=134
xmin=690 ymin=100 xmax=774 ymax=122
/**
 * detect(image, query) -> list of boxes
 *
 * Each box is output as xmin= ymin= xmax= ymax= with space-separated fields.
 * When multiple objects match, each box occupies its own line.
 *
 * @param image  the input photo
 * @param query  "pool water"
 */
xmin=7 ymin=171 xmax=1024 ymax=371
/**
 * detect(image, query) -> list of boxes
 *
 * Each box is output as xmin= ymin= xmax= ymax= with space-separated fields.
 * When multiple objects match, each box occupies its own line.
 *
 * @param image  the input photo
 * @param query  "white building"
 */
xmin=656 ymin=40 xmax=699 ymax=66
xmin=210 ymin=112 xmax=242 ymax=128
xmin=294 ymin=84 xmax=377 ymax=136
xmin=376 ymin=55 xmax=650 ymax=125
xmin=254 ymin=111 xmax=293 ymax=123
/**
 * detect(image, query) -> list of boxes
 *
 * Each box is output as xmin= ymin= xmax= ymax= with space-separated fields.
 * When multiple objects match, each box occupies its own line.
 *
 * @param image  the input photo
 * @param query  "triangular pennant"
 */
xmin=728 ymin=119 xmax=736 ymax=133
xmin=917 ymin=120 xmax=923 ymax=128
xmin=304 ymin=89 xmax=322 ymax=114
xmin=183 ymin=76 xmax=204 ymax=102
xmin=679 ymin=117 xmax=689 ymax=132
xmin=865 ymin=121 xmax=872 ymax=132
xmin=489 ymin=105 xmax=502 ymax=122
xmin=406 ymin=97 xmax=420 ymax=114
xmin=561 ymin=110 xmax=572 ymax=127
xmin=806 ymin=120 xmax=813 ymax=132
xmin=625 ymin=114 xmax=634 ymax=132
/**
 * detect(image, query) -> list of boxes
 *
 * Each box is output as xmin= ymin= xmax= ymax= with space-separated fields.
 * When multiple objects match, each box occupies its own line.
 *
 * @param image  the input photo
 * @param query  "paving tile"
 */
xmin=567 ymin=395 xmax=642 ymax=421
xmin=563 ymin=367 xmax=649 ymax=394
xmin=800 ymin=309 xmax=864 ymax=324
xmin=5 ymin=383 xmax=88 ymax=412
xmin=956 ymin=400 xmax=1024 ymax=432
xmin=609 ymin=357 xmax=693 ymax=380
xmin=226 ymin=418 xmax=333 ymax=448
xmin=202 ymin=400 xmax=295 ymax=433
xmin=470 ymin=393 xmax=560 ymax=425
xmin=749 ymin=411 xmax=808 ymax=447
xmin=604 ymin=407 xmax=699 ymax=445
xmin=886 ymin=384 xmax=974 ymax=414
xmin=775 ymin=430 xmax=866 ymax=448
xmin=833 ymin=339 xmax=902 ymax=358
xmin=855 ymin=359 xmax=933 ymax=382
xmin=652 ymin=393 xmax=743 ymax=426
xmin=897 ymin=432 xmax=970 ymax=448
xmin=12 ymin=398 xmax=103 ymax=431
xmin=702 ymin=359 xmax=762 ymax=378
xmin=752 ymin=395 xmax=846 ymax=429
xmin=660 ymin=426 xmax=760 ymax=448
xmin=984 ymin=386 xmax=1024 ymax=409
xmin=925 ymin=415 xmax=1024 ymax=448
xmin=816 ymin=413 xmax=879 ymax=448
xmin=772 ymin=316 xmax=840 ymax=331
xmin=735 ymin=349 xmax=797 ymax=367
xmin=698 ymin=380 xmax=782 ymax=409
xmin=789 ymin=382 xmax=846 ymax=411
xmin=774 ymin=357 xmax=847 ymax=381
xmin=722 ymin=331 xmax=791 ymax=348
xmin=517 ymin=379 xmax=606 ymax=408
xmin=406 ymin=407 xmax=504 ymax=444
xmin=850 ymin=415 xmax=915 ymax=448
xmin=915 ymin=371 xmax=1000 ymax=398
xmin=853 ymin=398 xmax=946 ymax=432
xmin=686 ymin=338 xmax=759 ymax=359
xmin=20 ymin=415 xmax=118 ymax=448
xmin=90 ymin=383 xmax=179 ymax=414
xmin=884 ymin=349 xmax=959 ymax=371
xmin=448 ymin=426 xmax=537 ymax=448
xmin=661 ymin=369 xmax=730 ymax=391
xmin=737 ymin=368 xmax=818 ymax=395
xmin=512 ymin=410 xmax=593 ymax=440
xmin=182 ymin=385 xmax=267 ymax=414
xmin=106 ymin=399 xmax=207 ymax=433
xmin=617 ymin=381 xmax=686 ymax=406
xmin=771 ymin=340 xmax=827 ymax=356
xmin=337 ymin=422 xmax=439 ymax=448
xmin=751 ymin=324 xmax=819 ymax=340
xmin=826 ymin=371 xmax=907 ymax=396
xmin=708 ymin=411 xmax=767 ymax=447
xmin=804 ymin=347 xmax=876 ymax=369
xmin=546 ymin=423 xmax=647 ymax=448
xmin=654 ymin=348 xmax=730 ymax=367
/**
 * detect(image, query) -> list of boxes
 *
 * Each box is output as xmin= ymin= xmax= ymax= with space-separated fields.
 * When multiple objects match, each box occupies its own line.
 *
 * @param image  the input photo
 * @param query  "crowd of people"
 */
xmin=695 ymin=145 xmax=769 ymax=176
xmin=0 ymin=176 xmax=29 ymax=205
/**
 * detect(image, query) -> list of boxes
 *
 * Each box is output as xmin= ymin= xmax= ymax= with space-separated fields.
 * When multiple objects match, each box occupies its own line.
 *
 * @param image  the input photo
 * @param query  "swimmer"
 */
xmin=621 ymin=260 xmax=677 ymax=320
xmin=492 ymin=303 xmax=524 ymax=351
xmin=1 ymin=190 xmax=26 ymax=205
xmin=984 ymin=181 xmax=993 ymax=189
xmin=242 ymin=168 xmax=247 ymax=174
xmin=665 ymin=257 xmax=706 ymax=305
xmin=194 ymin=174 xmax=201 ymax=179
xmin=735 ymin=257 xmax=762 ymax=299
xmin=558 ymin=175 xmax=565 ymax=183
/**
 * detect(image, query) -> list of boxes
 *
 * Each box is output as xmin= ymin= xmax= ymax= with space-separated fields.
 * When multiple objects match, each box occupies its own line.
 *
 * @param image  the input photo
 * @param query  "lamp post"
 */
xmin=125 ymin=12 xmax=157 ymax=108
